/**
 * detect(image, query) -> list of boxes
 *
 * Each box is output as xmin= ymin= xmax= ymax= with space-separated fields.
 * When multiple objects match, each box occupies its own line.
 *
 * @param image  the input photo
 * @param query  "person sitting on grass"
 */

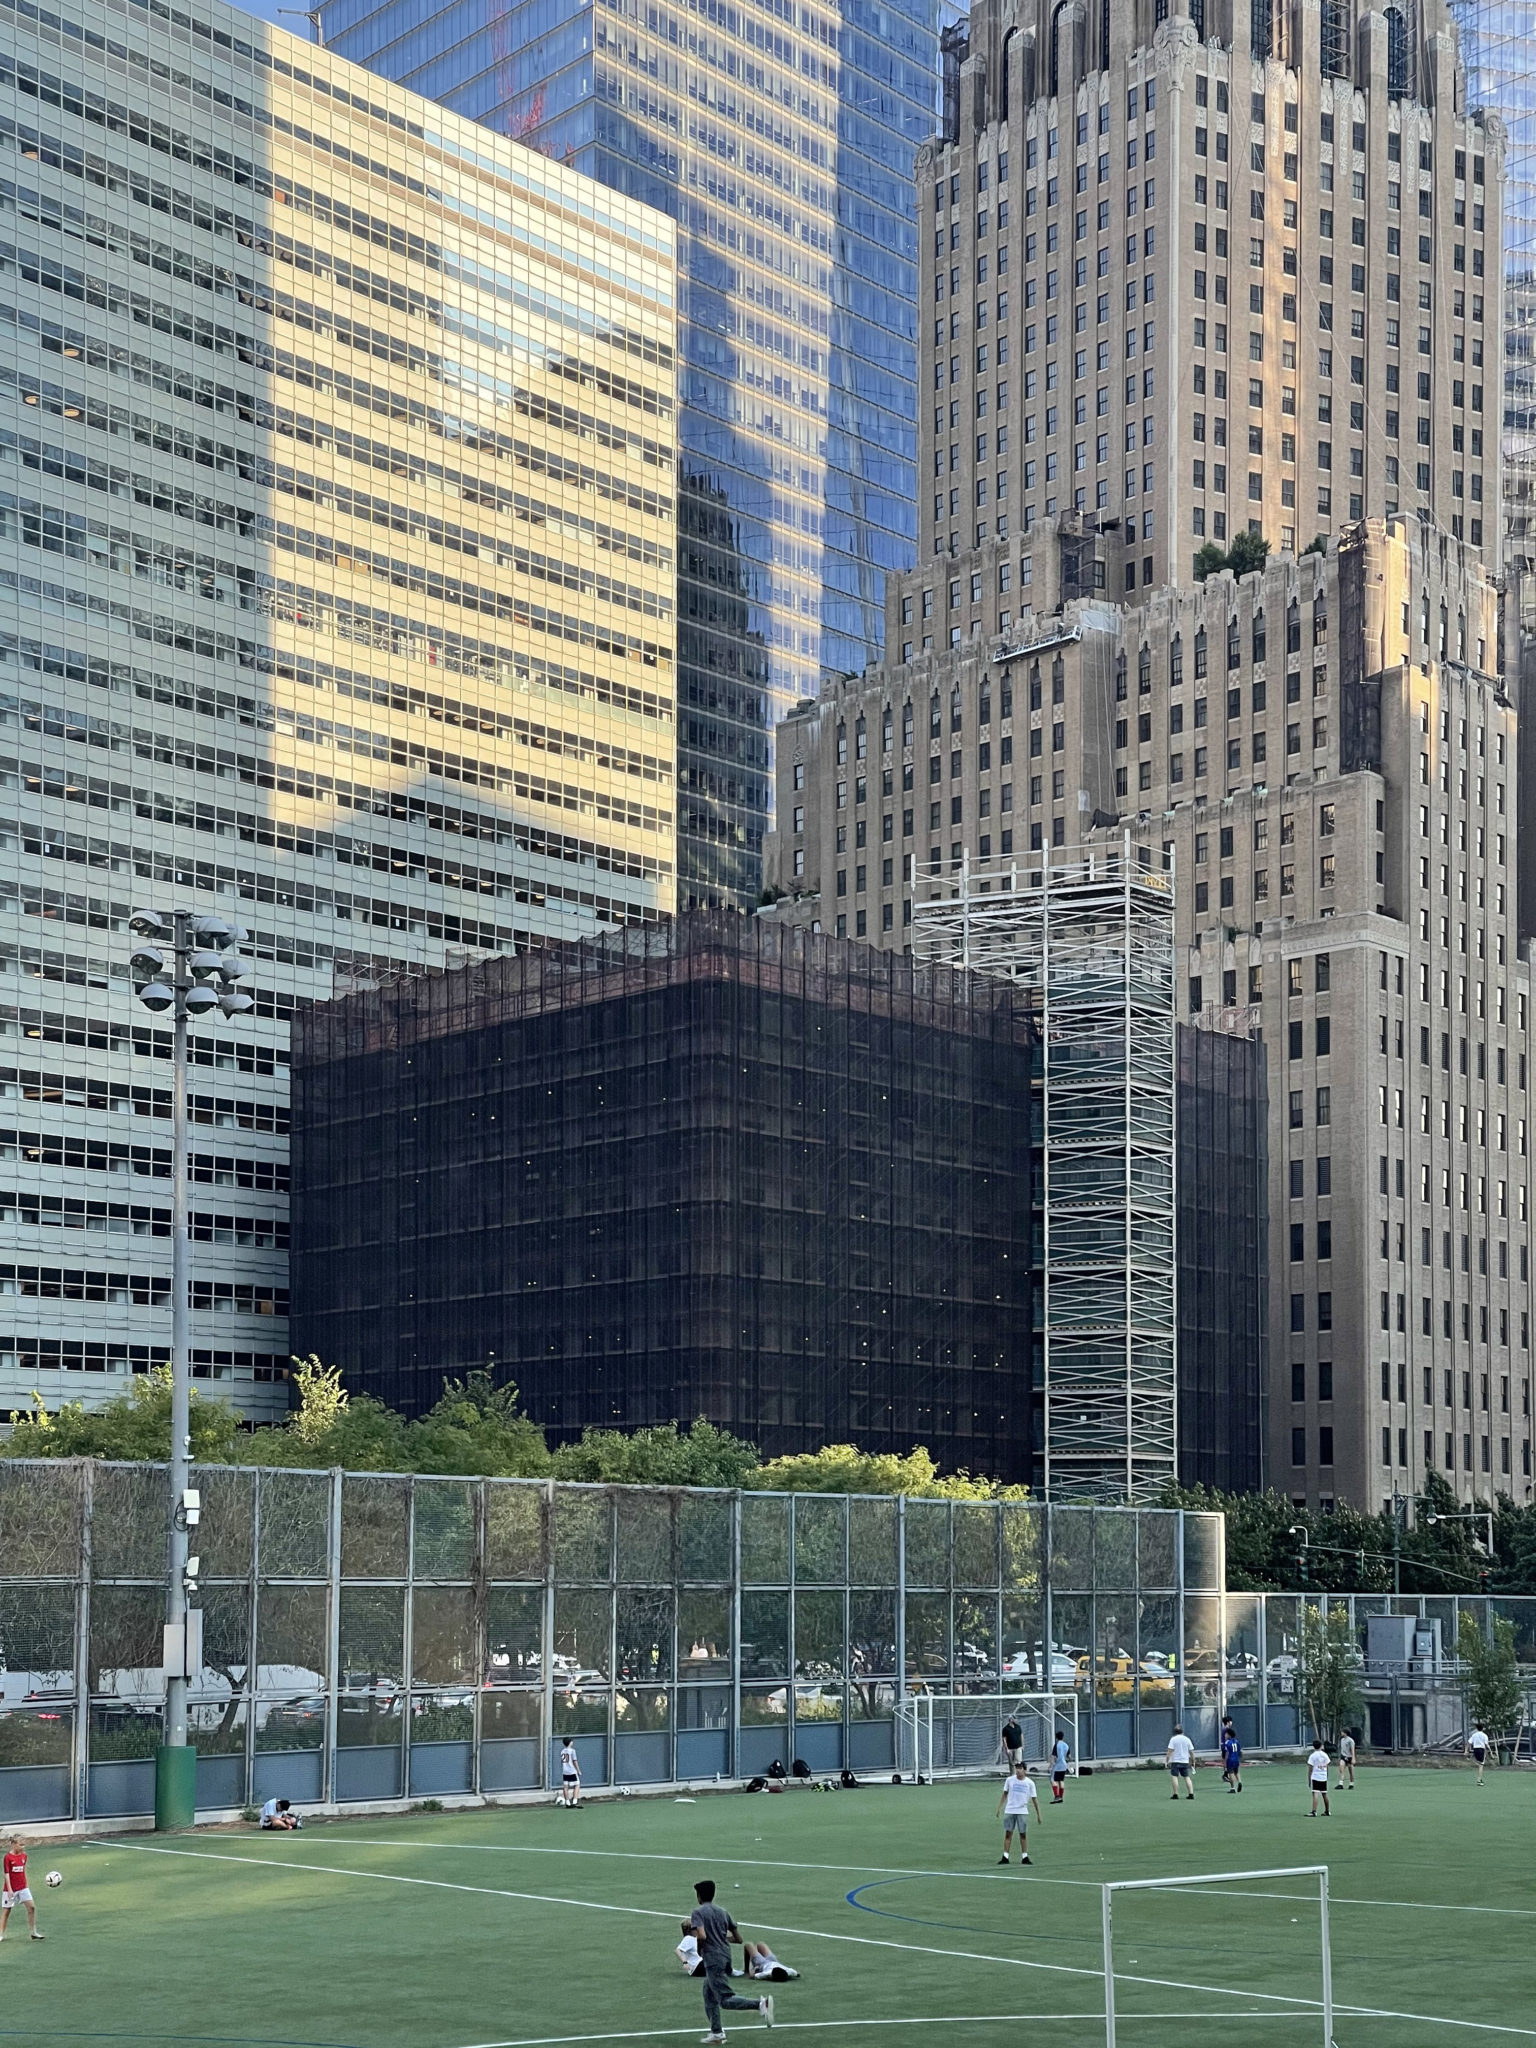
xmin=260 ymin=1797 xmax=301 ymax=1831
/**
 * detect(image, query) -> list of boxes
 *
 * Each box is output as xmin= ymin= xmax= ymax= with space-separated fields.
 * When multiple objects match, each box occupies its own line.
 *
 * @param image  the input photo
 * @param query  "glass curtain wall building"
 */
xmin=0 ymin=0 xmax=677 ymax=1421
xmin=320 ymin=0 xmax=937 ymax=907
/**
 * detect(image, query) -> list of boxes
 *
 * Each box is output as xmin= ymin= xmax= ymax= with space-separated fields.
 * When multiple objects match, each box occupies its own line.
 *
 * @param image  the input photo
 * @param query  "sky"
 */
xmin=230 ymin=0 xmax=323 ymax=35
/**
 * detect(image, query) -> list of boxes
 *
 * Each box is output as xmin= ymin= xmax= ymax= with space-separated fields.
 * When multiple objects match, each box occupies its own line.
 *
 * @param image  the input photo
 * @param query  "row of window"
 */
xmin=1378 ymin=1430 xmax=1530 ymax=1477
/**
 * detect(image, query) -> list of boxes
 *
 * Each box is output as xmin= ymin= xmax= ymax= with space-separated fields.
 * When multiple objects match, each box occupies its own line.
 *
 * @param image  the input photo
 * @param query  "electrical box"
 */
xmin=162 ymin=1608 xmax=205 ymax=1680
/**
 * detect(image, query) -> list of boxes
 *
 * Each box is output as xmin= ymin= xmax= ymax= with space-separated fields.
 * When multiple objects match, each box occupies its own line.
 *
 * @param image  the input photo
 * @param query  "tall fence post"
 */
xmin=324 ymin=1467 xmax=343 ymax=1807
xmin=72 ymin=1459 xmax=93 ymax=1824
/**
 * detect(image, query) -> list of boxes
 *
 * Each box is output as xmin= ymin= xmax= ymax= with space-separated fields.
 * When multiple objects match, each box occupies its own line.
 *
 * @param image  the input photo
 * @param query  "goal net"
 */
xmin=894 ymin=1691 xmax=1079 ymax=1780
xmin=1101 ymin=1863 xmax=1336 ymax=2048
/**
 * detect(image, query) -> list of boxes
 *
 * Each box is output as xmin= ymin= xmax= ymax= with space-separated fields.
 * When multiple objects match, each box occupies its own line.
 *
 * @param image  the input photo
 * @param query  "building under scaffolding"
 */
xmin=913 ymin=837 xmax=1178 ymax=1503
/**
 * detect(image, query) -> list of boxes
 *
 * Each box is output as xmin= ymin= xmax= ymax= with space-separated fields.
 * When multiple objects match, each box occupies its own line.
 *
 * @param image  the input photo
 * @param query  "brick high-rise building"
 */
xmin=768 ymin=520 xmax=1535 ymax=1511
xmin=919 ymin=0 xmax=1502 ymax=606
xmin=765 ymin=0 xmax=1535 ymax=1509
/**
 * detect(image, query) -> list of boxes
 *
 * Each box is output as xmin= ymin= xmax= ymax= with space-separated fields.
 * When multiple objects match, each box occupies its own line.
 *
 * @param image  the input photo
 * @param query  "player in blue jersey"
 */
xmin=1222 ymin=1725 xmax=1243 ymax=1793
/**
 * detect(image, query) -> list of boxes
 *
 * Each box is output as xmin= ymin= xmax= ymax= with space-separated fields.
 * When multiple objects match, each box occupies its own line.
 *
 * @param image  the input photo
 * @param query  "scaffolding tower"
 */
xmin=912 ymin=835 xmax=1177 ymax=1503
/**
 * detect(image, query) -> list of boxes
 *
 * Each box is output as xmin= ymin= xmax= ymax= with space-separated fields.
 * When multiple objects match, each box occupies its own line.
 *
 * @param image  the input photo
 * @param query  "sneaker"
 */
xmin=1170 ymin=1792 xmax=1179 ymax=1800
xmin=1020 ymin=1854 xmax=1032 ymax=1864
xmin=702 ymin=2036 xmax=726 ymax=2045
xmin=761 ymin=1994 xmax=775 ymax=2027
xmin=998 ymin=1854 xmax=1011 ymax=1864
xmin=29 ymin=1932 xmax=43 ymax=1940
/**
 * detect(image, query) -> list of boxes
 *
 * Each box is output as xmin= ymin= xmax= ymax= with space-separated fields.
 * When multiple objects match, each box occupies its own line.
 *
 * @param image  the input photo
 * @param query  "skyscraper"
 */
xmin=321 ymin=0 xmax=937 ymax=907
xmin=0 ymin=0 xmax=677 ymax=1419
xmin=765 ymin=0 xmax=1534 ymax=1510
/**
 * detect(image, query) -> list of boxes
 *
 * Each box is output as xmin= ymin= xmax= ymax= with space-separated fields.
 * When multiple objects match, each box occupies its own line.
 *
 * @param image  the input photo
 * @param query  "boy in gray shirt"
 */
xmin=686 ymin=1879 xmax=775 ymax=2041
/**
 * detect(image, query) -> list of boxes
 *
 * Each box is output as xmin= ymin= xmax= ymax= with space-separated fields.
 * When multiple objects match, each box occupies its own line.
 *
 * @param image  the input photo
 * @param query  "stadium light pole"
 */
xmin=127 ymin=908 xmax=255 ymax=1829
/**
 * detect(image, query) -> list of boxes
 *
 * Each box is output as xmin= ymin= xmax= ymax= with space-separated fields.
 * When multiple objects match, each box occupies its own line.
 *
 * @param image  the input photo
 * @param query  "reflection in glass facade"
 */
xmin=0 ymin=0 xmax=677 ymax=1423
xmin=1452 ymin=4 xmax=1536 ymax=554
xmin=320 ymin=0 xmax=936 ymax=907
xmin=0 ymin=1461 xmax=1242 ymax=1817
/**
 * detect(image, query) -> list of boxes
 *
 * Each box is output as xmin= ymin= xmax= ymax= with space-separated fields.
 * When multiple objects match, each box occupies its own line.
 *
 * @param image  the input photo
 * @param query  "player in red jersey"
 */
xmin=0 ymin=1838 xmax=44 ymax=1941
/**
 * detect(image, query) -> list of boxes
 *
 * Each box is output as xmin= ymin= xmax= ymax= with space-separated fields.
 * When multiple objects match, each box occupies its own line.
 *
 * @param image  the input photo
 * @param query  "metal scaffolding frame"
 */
xmin=912 ymin=836 xmax=1178 ymax=1504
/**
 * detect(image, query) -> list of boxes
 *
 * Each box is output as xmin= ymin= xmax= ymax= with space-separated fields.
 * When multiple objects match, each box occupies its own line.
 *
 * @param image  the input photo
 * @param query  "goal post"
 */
xmin=894 ymin=1691 xmax=1079 ymax=1780
xmin=1101 ymin=1863 xmax=1334 ymax=2048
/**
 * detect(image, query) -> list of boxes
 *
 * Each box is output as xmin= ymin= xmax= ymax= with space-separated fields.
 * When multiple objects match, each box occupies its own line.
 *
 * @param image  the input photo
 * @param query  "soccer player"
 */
xmin=558 ymin=1737 xmax=582 ymax=1808
xmin=1336 ymin=1730 xmax=1356 ymax=1791
xmin=0 ymin=1838 xmax=43 ymax=1942
xmin=1165 ymin=1725 xmax=1196 ymax=1799
xmin=1222 ymin=1724 xmax=1243 ymax=1793
xmin=1218 ymin=1715 xmax=1235 ymax=1787
xmin=1468 ymin=1724 xmax=1492 ymax=1783
xmin=1307 ymin=1741 xmax=1332 ymax=1816
xmin=259 ymin=1797 xmax=300 ymax=1831
xmin=1050 ymin=1727 xmax=1071 ymax=1803
xmin=995 ymin=1759 xmax=1042 ymax=1864
xmin=1001 ymin=1714 xmax=1023 ymax=1768
xmin=685 ymin=1879 xmax=774 ymax=2041
xmin=744 ymin=1941 xmax=799 ymax=1983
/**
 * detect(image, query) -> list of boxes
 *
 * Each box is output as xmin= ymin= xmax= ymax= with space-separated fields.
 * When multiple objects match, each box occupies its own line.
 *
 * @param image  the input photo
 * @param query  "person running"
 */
xmin=1001 ymin=1714 xmax=1023 ymax=1768
xmin=1336 ymin=1730 xmax=1356 ymax=1791
xmin=0 ymin=1839 xmax=43 ymax=1942
xmin=1308 ymin=1741 xmax=1332 ymax=1816
xmin=1222 ymin=1724 xmax=1243 ymax=1793
xmin=685 ymin=1880 xmax=774 ymax=2041
xmin=1468 ymin=1724 xmax=1492 ymax=1783
xmin=995 ymin=1759 xmax=1042 ymax=1865
xmin=1050 ymin=1728 xmax=1071 ymax=1803
xmin=558 ymin=1737 xmax=582 ymax=1808
xmin=1218 ymin=1716 xmax=1235 ymax=1788
xmin=1166 ymin=1725 xmax=1196 ymax=1800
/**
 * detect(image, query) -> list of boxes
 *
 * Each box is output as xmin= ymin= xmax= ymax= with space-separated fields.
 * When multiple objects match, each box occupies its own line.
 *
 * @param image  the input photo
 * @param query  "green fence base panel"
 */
xmin=154 ymin=1745 xmax=198 ymax=1831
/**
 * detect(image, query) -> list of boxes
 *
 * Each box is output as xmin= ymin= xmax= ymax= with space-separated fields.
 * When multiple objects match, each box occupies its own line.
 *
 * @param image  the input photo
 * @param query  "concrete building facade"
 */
xmin=0 ymin=0 xmax=677 ymax=1420
xmin=766 ymin=518 xmax=1535 ymax=1510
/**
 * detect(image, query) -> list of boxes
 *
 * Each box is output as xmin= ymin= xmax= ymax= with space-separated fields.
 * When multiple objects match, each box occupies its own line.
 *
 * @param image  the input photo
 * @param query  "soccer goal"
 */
xmin=1101 ymin=1864 xmax=1335 ymax=2048
xmin=894 ymin=1691 xmax=1079 ymax=1780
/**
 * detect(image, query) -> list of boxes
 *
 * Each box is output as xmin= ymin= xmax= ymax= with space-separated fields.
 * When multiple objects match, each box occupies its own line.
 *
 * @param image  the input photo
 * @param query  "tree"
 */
xmin=548 ymin=1419 xmax=758 ymax=1490
xmin=1457 ymin=1612 xmax=1525 ymax=1740
xmin=1191 ymin=541 xmax=1227 ymax=583
xmin=1224 ymin=529 xmax=1270 ymax=577
xmin=755 ymin=1443 xmax=1028 ymax=1499
xmin=1297 ymin=1600 xmax=1364 ymax=1745
xmin=1 ymin=1368 xmax=241 ymax=1464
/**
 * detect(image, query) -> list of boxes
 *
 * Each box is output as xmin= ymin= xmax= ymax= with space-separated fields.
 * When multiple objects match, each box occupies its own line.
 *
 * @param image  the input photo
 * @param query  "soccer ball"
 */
xmin=620 ymin=1786 xmax=633 ymax=1799
xmin=45 ymin=1872 xmax=62 ymax=1889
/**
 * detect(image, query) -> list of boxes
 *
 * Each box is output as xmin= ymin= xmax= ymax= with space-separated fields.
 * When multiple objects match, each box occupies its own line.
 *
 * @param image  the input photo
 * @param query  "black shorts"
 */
xmin=1052 ymin=1769 xmax=1067 ymax=1783
xmin=1169 ymin=1761 xmax=1190 ymax=1777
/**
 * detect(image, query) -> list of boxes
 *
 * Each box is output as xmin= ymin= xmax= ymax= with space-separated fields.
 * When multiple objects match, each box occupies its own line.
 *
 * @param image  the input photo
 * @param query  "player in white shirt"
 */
xmin=1307 ymin=1743 xmax=1332 ymax=1816
xmin=1165 ymin=1725 xmax=1196 ymax=1800
xmin=558 ymin=1737 xmax=582 ymax=1808
xmin=995 ymin=1760 xmax=1043 ymax=1865
xmin=1336 ymin=1730 xmax=1356 ymax=1790
xmin=1468 ymin=1725 xmax=1491 ymax=1783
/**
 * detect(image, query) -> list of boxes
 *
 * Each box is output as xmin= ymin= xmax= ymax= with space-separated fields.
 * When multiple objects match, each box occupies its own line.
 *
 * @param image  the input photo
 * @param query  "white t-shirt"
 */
xmin=749 ymin=1947 xmax=780 ymax=1978
xmin=1167 ymin=1734 xmax=1194 ymax=1766
xmin=1470 ymin=1728 xmax=1489 ymax=1754
xmin=561 ymin=1745 xmax=579 ymax=1778
xmin=260 ymin=1797 xmax=281 ymax=1823
xmin=677 ymin=1935 xmax=701 ymax=1972
xmin=1339 ymin=1734 xmax=1355 ymax=1760
xmin=1308 ymin=1749 xmax=1330 ymax=1782
xmin=1003 ymin=1773 xmax=1037 ymax=1814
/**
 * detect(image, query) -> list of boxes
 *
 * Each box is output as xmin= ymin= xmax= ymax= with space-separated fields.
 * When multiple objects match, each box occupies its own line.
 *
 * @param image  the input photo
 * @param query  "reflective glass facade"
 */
xmin=1452 ymin=4 xmax=1536 ymax=553
xmin=0 ymin=1459 xmax=1237 ymax=1818
xmin=321 ymin=0 xmax=936 ymax=907
xmin=0 ymin=0 xmax=677 ymax=1421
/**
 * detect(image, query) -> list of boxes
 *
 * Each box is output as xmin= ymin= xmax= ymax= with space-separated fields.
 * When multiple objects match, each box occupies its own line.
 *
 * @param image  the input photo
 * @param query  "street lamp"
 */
xmin=1425 ymin=1509 xmax=1498 ymax=1588
xmin=127 ymin=908 xmax=254 ymax=1830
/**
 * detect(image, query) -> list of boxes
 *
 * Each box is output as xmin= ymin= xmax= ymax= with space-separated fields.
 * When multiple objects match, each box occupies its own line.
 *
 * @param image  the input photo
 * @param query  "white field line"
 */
xmin=452 ymin=2018 xmax=1323 ymax=2048
xmin=317 ymin=1835 xmax=1536 ymax=1921
xmin=97 ymin=1841 xmax=1536 ymax=2041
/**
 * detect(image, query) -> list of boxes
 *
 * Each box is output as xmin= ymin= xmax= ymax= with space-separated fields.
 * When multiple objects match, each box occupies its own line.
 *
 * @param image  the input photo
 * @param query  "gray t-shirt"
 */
xmin=689 ymin=1902 xmax=738 ymax=1969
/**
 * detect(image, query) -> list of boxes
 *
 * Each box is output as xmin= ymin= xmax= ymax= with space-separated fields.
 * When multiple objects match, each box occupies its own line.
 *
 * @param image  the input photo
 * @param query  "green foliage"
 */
xmin=1 ymin=1367 xmax=242 ymax=1464
xmin=1192 ymin=532 xmax=1270 ymax=583
xmin=1457 ymin=1612 xmax=1525 ymax=1736
xmin=1164 ymin=1471 xmax=1532 ymax=1594
xmin=754 ymin=1443 xmax=1028 ymax=1500
xmin=1301 ymin=534 xmax=1328 ymax=558
xmin=1298 ymin=1600 xmax=1364 ymax=1745
xmin=549 ymin=1418 xmax=759 ymax=1489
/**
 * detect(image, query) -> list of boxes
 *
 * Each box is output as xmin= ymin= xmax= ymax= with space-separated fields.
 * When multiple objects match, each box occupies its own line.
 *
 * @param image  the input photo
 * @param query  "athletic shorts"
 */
xmin=562 ymin=1773 xmax=579 ymax=1785
xmin=1052 ymin=1770 xmax=1067 ymax=1783
xmin=2 ymin=1888 xmax=32 ymax=1907
xmin=1472 ymin=1747 xmax=1488 ymax=1759
xmin=1169 ymin=1761 xmax=1190 ymax=1777
xmin=1003 ymin=1815 xmax=1028 ymax=1836
xmin=1310 ymin=1777 xmax=1328 ymax=1789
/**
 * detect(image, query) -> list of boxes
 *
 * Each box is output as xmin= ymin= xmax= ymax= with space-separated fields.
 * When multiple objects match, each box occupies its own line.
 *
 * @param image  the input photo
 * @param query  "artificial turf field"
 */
xmin=9 ymin=1761 xmax=1536 ymax=2048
